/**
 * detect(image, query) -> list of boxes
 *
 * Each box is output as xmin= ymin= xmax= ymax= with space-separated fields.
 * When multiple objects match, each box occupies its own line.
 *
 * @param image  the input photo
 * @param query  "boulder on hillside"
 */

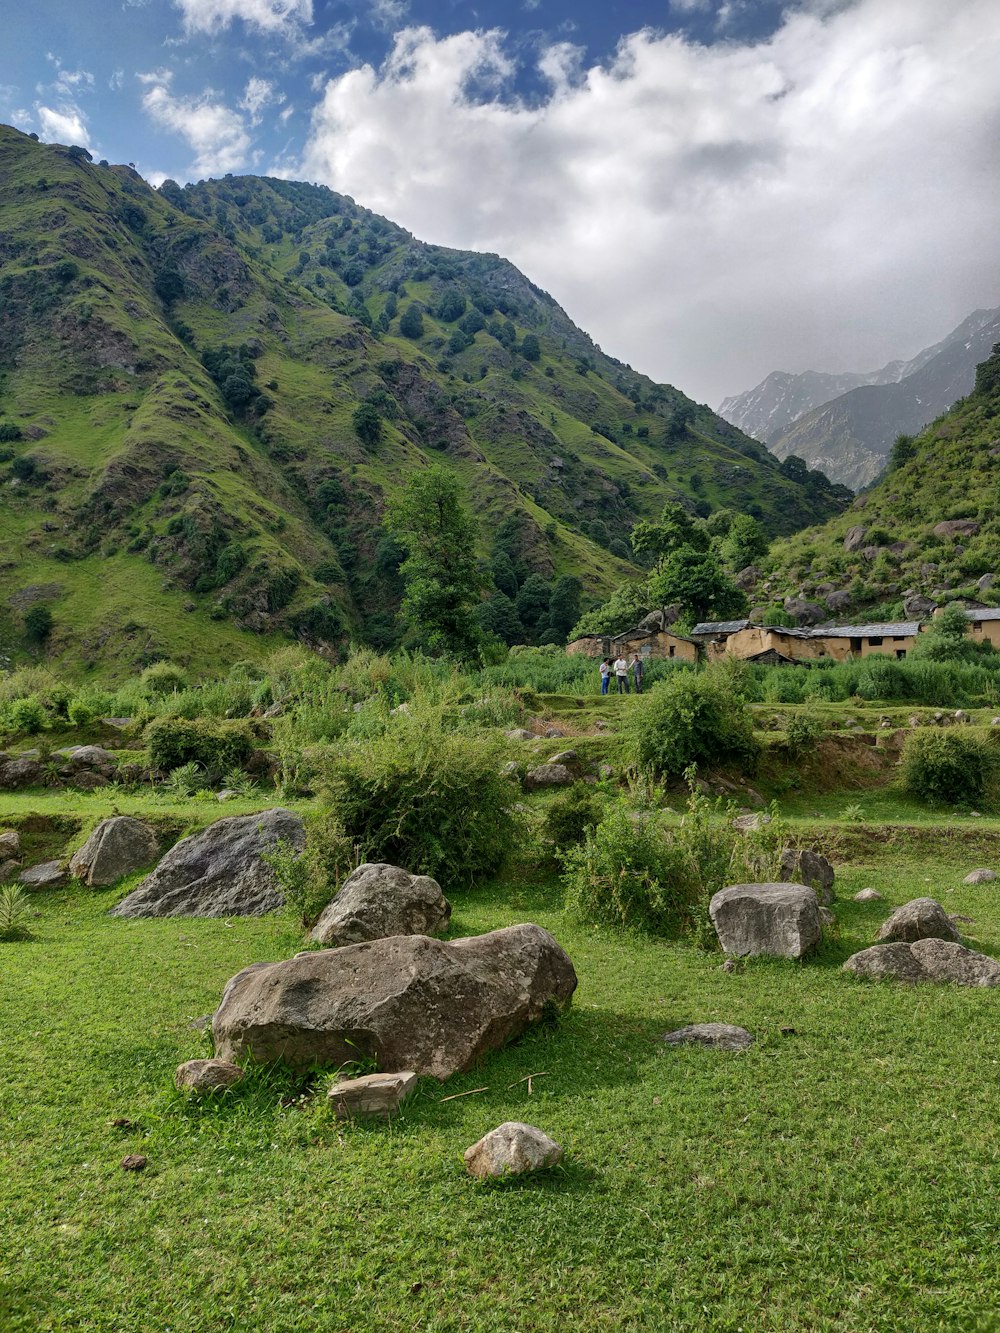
xmin=0 ymin=757 xmax=44 ymax=790
xmin=464 ymin=1122 xmax=563 ymax=1179
xmin=310 ymin=863 xmax=451 ymax=947
xmin=844 ymin=939 xmax=1000 ymax=986
xmin=504 ymin=728 xmax=535 ymax=741
xmin=825 ymin=590 xmax=852 ymax=614
xmin=778 ymin=847 xmax=835 ymax=905
xmin=524 ymin=763 xmax=574 ymax=789
xmin=69 ymin=816 xmax=159 ymax=887
xmin=212 ymin=923 xmax=577 ymax=1079
xmin=65 ymin=745 xmax=117 ymax=772
xmin=111 ymin=808 xmax=305 ymax=918
xmin=903 ymin=592 xmax=937 ymax=617
xmin=876 ymin=898 xmax=960 ymax=945
xmin=933 ymin=519 xmax=980 ymax=540
xmin=843 ymin=525 xmax=868 ymax=553
xmin=709 ymin=883 xmax=821 ymax=959
xmin=782 ymin=597 xmax=824 ymax=626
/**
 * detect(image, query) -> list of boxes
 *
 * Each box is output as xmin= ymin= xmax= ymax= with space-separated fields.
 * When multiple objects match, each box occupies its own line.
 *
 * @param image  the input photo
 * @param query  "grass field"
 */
xmin=2 ymin=804 xmax=999 ymax=1331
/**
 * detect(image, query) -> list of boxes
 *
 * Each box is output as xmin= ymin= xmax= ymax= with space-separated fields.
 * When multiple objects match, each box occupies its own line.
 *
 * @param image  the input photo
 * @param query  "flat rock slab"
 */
xmin=876 ymin=897 xmax=960 ymax=945
xmin=709 ymin=883 xmax=821 ymax=959
xmin=963 ymin=869 xmax=997 ymax=884
xmin=778 ymin=846 xmax=835 ymax=905
xmin=212 ymin=923 xmax=577 ymax=1079
xmin=70 ymin=816 xmax=159 ymax=887
xmin=464 ymin=1122 xmax=563 ymax=1179
xmin=311 ymin=862 xmax=451 ymax=947
xmin=328 ymin=1071 xmax=417 ymax=1120
xmin=524 ymin=764 xmax=574 ymax=789
xmin=111 ymin=808 xmax=305 ymax=918
xmin=175 ymin=1059 xmax=245 ymax=1093
xmin=662 ymin=1023 xmax=754 ymax=1052
xmin=19 ymin=860 xmax=67 ymax=889
xmin=844 ymin=939 xmax=1000 ymax=986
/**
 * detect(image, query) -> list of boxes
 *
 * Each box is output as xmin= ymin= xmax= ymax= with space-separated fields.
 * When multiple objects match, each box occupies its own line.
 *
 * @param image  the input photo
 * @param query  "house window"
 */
xmin=868 ymin=636 xmax=883 ymax=647
xmin=896 ymin=650 xmax=906 ymax=660
xmin=850 ymin=638 xmax=862 ymax=653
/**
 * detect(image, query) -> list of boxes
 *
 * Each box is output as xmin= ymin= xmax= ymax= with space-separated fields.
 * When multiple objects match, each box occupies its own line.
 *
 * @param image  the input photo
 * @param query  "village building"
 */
xmin=810 ymin=621 xmax=922 ymax=660
xmin=963 ymin=607 xmax=1000 ymax=649
xmin=565 ymin=627 xmax=698 ymax=662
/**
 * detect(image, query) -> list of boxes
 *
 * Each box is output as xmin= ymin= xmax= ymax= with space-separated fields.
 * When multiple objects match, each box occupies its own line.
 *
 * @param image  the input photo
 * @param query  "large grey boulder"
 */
xmin=876 ymin=897 xmax=960 ymax=945
xmin=70 ymin=816 xmax=159 ymax=887
xmin=844 ymin=939 xmax=1000 ymax=986
xmin=464 ymin=1122 xmax=563 ymax=1179
xmin=0 ymin=757 xmax=44 ymax=790
xmin=778 ymin=846 xmax=835 ymax=905
xmin=212 ymin=923 xmax=577 ymax=1078
xmin=933 ymin=519 xmax=979 ymax=540
xmin=709 ymin=883 xmax=821 ymax=959
xmin=111 ymin=808 xmax=305 ymax=918
xmin=903 ymin=592 xmax=937 ymax=617
xmin=310 ymin=863 xmax=451 ymax=947
xmin=524 ymin=763 xmax=574 ymax=789
xmin=843 ymin=525 xmax=867 ymax=553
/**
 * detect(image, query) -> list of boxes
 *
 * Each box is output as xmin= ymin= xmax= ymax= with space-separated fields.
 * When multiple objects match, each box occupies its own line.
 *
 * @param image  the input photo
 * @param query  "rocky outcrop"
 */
xmin=903 ymin=591 xmax=937 ymax=616
xmin=212 ymin=923 xmax=577 ymax=1078
xmin=464 ymin=1123 xmax=563 ymax=1179
xmin=782 ymin=598 xmax=824 ymax=626
xmin=70 ymin=816 xmax=159 ymax=887
xmin=876 ymin=898 xmax=960 ymax=945
xmin=777 ymin=847 xmax=835 ymax=905
xmin=111 ymin=808 xmax=305 ymax=918
xmin=310 ymin=863 xmax=451 ymax=947
xmin=844 ymin=939 xmax=1000 ymax=986
xmin=844 ymin=525 xmax=867 ymax=553
xmin=709 ymin=883 xmax=821 ymax=959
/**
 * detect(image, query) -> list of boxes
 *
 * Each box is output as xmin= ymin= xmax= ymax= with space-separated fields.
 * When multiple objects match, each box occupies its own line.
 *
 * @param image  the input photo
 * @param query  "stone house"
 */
xmin=963 ymin=607 xmax=1000 ymax=649
xmin=565 ymin=628 xmax=698 ymax=663
xmin=808 ymin=622 xmax=922 ymax=660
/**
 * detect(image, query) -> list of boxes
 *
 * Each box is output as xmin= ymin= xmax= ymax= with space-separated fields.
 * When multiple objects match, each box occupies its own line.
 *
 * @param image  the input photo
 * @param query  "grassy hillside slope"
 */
xmin=760 ymin=345 xmax=1000 ymax=621
xmin=0 ymin=125 xmax=847 ymax=677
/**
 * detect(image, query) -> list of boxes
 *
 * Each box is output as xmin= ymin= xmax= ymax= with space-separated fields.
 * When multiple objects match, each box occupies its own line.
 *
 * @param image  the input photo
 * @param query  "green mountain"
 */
xmin=0 ymin=124 xmax=847 ymax=675
xmin=760 ymin=344 xmax=1000 ymax=622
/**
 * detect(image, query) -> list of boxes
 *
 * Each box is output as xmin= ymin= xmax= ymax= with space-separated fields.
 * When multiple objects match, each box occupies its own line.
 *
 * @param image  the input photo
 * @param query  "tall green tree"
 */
xmin=384 ymin=466 xmax=484 ymax=658
xmin=648 ymin=548 xmax=747 ymax=624
xmin=631 ymin=503 xmax=708 ymax=573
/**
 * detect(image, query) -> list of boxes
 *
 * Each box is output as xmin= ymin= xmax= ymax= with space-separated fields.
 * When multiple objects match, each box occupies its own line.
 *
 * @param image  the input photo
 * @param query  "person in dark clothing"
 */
xmin=630 ymin=653 xmax=644 ymax=694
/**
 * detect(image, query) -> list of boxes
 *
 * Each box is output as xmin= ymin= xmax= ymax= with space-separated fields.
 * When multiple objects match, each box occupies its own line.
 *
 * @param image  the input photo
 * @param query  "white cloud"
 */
xmin=172 ymin=0 xmax=312 ymax=35
xmin=240 ymin=75 xmax=284 ymax=123
xmin=36 ymin=104 xmax=91 ymax=147
xmin=369 ymin=0 xmax=409 ymax=30
xmin=141 ymin=79 xmax=251 ymax=176
xmin=53 ymin=68 xmax=95 ymax=96
xmin=298 ymin=0 xmax=1000 ymax=405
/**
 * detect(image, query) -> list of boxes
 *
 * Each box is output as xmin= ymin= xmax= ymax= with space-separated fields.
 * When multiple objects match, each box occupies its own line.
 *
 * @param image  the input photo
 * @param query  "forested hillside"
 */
xmin=0 ymin=124 xmax=847 ymax=675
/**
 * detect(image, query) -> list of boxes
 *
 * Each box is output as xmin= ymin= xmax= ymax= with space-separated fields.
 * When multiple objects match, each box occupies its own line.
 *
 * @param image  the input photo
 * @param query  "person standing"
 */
xmin=630 ymin=653 xmax=644 ymax=694
xmin=599 ymin=658 xmax=611 ymax=695
xmin=613 ymin=653 xmax=630 ymax=693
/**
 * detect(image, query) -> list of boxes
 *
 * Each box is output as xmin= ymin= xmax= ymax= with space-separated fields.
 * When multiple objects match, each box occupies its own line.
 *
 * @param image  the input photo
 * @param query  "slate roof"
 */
xmin=690 ymin=619 xmax=750 ymax=636
xmin=814 ymin=622 xmax=921 ymax=639
xmin=965 ymin=608 xmax=1000 ymax=621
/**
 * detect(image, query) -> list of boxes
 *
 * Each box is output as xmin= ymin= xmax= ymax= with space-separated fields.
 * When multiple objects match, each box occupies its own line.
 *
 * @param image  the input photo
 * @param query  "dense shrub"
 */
xmin=264 ymin=810 xmax=359 ymax=928
xmin=900 ymin=730 xmax=996 ymax=807
xmin=145 ymin=717 xmax=257 ymax=776
xmin=1 ymin=696 xmax=47 ymax=736
xmin=317 ymin=705 xmax=524 ymax=885
xmin=140 ymin=662 xmax=189 ymax=697
xmin=625 ymin=665 xmax=761 ymax=778
xmin=543 ymin=783 xmax=603 ymax=852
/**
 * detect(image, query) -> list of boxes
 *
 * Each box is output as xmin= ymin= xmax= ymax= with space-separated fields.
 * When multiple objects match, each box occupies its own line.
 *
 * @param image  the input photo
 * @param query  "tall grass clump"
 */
xmin=317 ymin=699 xmax=525 ymax=886
xmin=0 ymin=885 xmax=33 ymax=942
xmin=561 ymin=784 xmax=785 ymax=939
xmin=624 ymin=662 xmax=761 ymax=778
xmin=900 ymin=730 xmax=997 ymax=807
xmin=264 ymin=811 xmax=360 ymax=928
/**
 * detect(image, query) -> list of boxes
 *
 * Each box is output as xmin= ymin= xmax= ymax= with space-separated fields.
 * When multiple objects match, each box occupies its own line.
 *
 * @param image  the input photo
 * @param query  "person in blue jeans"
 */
xmin=613 ymin=654 xmax=629 ymax=693
xmin=599 ymin=658 xmax=611 ymax=694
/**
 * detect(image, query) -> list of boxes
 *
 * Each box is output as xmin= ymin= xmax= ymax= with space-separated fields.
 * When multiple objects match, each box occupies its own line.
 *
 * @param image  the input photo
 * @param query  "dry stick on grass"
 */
xmin=506 ymin=1072 xmax=549 ymax=1094
xmin=439 ymin=1086 xmax=489 ymax=1102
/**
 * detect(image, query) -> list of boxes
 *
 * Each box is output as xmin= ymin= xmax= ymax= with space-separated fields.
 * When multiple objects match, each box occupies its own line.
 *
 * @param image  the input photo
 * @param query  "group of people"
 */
xmin=599 ymin=652 xmax=644 ymax=695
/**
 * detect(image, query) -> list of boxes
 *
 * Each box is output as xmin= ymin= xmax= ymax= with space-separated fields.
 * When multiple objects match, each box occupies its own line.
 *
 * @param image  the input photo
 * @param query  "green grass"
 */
xmin=1 ymin=817 xmax=998 ymax=1330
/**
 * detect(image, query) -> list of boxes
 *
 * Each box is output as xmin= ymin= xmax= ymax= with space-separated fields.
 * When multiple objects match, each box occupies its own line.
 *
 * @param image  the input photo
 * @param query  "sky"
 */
xmin=2 ymin=0 xmax=999 ymax=405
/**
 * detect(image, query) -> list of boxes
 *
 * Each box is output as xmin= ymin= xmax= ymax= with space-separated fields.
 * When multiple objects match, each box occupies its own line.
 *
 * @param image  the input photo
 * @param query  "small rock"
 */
xmin=778 ymin=847 xmax=834 ymax=904
xmin=71 ymin=771 xmax=109 ymax=790
xmin=732 ymin=813 xmax=770 ymax=832
xmin=175 ymin=1059 xmax=245 ymax=1094
xmin=818 ymin=906 xmax=836 ymax=928
xmin=0 ymin=829 xmax=20 ymax=857
xmin=548 ymin=750 xmax=578 ymax=766
xmin=504 ymin=728 xmax=535 ymax=741
xmin=544 ymin=727 xmax=565 ymax=739
xmin=953 ymin=710 xmax=971 ymax=724
xmin=463 ymin=1122 xmax=563 ymax=1179
xmin=0 ymin=757 xmax=44 ymax=790
xmin=327 ymin=1071 xmax=417 ymax=1120
xmin=121 ymin=1154 xmax=147 ymax=1172
xmin=19 ymin=860 xmax=67 ymax=889
xmin=0 ymin=860 xmax=20 ymax=881
xmin=661 ymin=1023 xmax=754 ymax=1051
xmin=216 ymin=789 xmax=239 ymax=802
xmin=501 ymin=761 xmax=520 ymax=778
xmin=594 ymin=720 xmax=610 ymax=731
xmin=963 ymin=869 xmax=996 ymax=884
xmin=876 ymin=898 xmax=960 ymax=944
xmin=853 ymin=888 xmax=883 ymax=902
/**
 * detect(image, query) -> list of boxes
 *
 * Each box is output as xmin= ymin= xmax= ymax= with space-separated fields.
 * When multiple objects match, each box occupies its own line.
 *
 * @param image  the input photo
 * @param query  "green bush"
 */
xmin=624 ymin=664 xmax=761 ymax=778
xmin=543 ymin=783 xmax=603 ymax=852
xmin=66 ymin=697 xmax=98 ymax=728
xmin=265 ymin=810 xmax=359 ymax=928
xmin=783 ymin=705 xmax=826 ymax=756
xmin=2 ymin=696 xmax=47 ymax=736
xmin=317 ymin=705 xmax=524 ymax=886
xmin=140 ymin=661 xmax=189 ymax=697
xmin=145 ymin=717 xmax=257 ymax=776
xmin=900 ymin=730 xmax=996 ymax=807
